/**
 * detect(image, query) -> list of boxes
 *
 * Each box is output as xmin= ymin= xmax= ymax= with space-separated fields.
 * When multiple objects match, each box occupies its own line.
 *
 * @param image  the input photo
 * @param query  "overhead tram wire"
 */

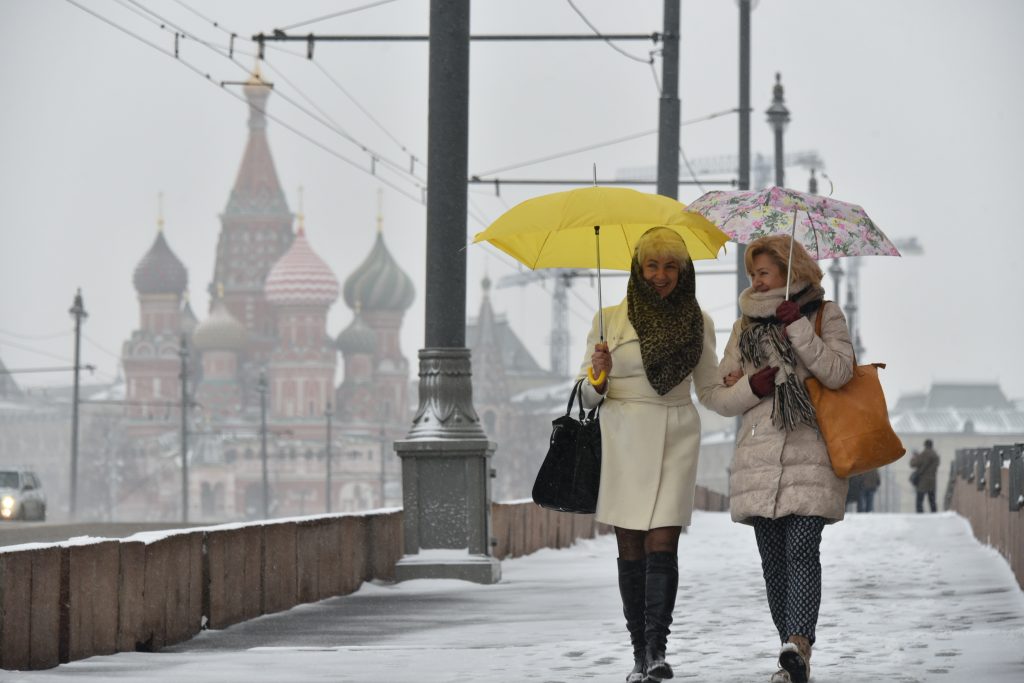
xmin=117 ymin=0 xmax=426 ymax=193
xmin=0 ymin=328 xmax=72 ymax=341
xmin=471 ymin=108 xmax=738 ymax=178
xmin=565 ymin=0 xmax=655 ymax=65
xmin=166 ymin=0 xmax=426 ymax=181
xmin=63 ymin=0 xmax=426 ymax=205
xmin=277 ymin=0 xmax=402 ymax=33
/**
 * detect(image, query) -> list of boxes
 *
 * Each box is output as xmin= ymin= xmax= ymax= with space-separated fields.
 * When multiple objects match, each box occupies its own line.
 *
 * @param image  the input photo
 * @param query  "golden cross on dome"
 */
xmin=157 ymin=191 xmax=165 ymax=232
xmin=296 ymin=185 xmax=305 ymax=235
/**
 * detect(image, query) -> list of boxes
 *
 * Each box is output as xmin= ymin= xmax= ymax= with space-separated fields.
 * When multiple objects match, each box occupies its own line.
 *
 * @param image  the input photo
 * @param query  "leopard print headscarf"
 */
xmin=626 ymin=254 xmax=704 ymax=396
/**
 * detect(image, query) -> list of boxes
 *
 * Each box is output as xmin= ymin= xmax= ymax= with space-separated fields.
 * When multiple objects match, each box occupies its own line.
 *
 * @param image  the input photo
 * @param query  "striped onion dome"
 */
xmin=264 ymin=228 xmax=340 ymax=307
xmin=133 ymin=231 xmax=188 ymax=295
xmin=336 ymin=308 xmax=377 ymax=355
xmin=342 ymin=232 xmax=414 ymax=313
xmin=192 ymin=297 xmax=248 ymax=351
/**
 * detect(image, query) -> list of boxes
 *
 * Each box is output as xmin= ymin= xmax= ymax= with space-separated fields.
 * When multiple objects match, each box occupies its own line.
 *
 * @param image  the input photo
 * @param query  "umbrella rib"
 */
xmin=808 ymin=210 xmax=822 ymax=259
xmin=532 ymin=230 xmax=555 ymax=270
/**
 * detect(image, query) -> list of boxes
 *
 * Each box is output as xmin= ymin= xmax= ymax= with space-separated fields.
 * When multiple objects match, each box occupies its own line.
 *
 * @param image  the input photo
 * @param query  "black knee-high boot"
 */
xmin=617 ymin=558 xmax=647 ymax=683
xmin=644 ymin=552 xmax=678 ymax=680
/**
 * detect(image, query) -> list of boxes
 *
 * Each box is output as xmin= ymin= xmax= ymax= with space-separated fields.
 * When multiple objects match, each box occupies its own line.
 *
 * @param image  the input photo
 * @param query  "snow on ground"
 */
xmin=6 ymin=512 xmax=1023 ymax=682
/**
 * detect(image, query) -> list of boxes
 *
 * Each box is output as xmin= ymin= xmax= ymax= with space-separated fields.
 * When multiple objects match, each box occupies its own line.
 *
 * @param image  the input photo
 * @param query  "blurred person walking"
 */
xmin=910 ymin=440 xmax=940 ymax=513
xmin=707 ymin=235 xmax=854 ymax=683
xmin=857 ymin=469 xmax=881 ymax=512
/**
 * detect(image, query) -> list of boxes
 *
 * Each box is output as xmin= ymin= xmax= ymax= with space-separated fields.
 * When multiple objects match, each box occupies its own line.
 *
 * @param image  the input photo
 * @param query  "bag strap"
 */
xmin=566 ymin=378 xmax=603 ymax=421
xmin=813 ymin=300 xmax=879 ymax=369
xmin=814 ymin=300 xmax=826 ymax=337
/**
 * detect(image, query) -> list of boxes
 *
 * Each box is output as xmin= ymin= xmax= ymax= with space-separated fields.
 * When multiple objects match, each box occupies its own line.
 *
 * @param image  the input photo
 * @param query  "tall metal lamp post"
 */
xmin=393 ymin=0 xmax=500 ymax=584
xmin=766 ymin=72 xmax=790 ymax=188
xmin=324 ymin=401 xmax=333 ymax=513
xmin=257 ymin=370 xmax=270 ymax=519
xmin=68 ymin=288 xmax=87 ymax=518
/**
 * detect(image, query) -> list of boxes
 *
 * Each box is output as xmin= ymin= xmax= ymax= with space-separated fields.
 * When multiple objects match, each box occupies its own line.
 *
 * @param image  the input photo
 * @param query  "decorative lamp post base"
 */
xmin=394 ymin=348 xmax=501 ymax=585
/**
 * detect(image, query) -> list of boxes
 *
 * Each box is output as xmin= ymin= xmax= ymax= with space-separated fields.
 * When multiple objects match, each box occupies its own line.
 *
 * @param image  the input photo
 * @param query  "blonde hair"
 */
xmin=635 ymin=227 xmax=690 ymax=267
xmin=744 ymin=234 xmax=823 ymax=286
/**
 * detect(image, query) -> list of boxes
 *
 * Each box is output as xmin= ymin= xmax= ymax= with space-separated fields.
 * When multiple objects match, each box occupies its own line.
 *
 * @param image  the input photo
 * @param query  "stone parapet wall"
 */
xmin=0 ymin=486 xmax=727 ymax=671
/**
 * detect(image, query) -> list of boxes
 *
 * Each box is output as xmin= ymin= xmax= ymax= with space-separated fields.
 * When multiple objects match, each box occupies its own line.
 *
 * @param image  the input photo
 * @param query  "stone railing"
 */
xmin=0 ymin=486 xmax=727 ymax=671
xmin=948 ymin=444 xmax=1024 ymax=589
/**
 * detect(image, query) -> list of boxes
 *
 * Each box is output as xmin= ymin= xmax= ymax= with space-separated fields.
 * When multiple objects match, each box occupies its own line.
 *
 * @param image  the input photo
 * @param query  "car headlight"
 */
xmin=1 ymin=496 xmax=14 ymax=510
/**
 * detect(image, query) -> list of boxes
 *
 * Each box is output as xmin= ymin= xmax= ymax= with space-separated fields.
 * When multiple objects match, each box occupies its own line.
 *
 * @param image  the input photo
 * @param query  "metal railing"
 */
xmin=948 ymin=443 xmax=1024 ymax=590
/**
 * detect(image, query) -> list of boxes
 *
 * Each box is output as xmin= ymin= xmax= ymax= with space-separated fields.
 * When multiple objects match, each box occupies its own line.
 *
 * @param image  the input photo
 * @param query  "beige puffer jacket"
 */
xmin=697 ymin=301 xmax=854 ymax=525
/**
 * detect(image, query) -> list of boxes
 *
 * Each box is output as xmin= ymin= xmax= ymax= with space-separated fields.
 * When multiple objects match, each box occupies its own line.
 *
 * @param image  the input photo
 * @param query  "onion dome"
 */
xmin=264 ymin=227 xmax=340 ymax=306
xmin=336 ymin=307 xmax=377 ymax=355
xmin=343 ymin=232 xmax=415 ymax=312
xmin=192 ymin=295 xmax=248 ymax=351
xmin=133 ymin=230 xmax=188 ymax=295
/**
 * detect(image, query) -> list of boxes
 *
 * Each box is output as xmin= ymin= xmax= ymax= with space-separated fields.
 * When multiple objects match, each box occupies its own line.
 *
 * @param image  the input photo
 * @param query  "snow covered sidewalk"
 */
xmin=6 ymin=512 xmax=1023 ymax=682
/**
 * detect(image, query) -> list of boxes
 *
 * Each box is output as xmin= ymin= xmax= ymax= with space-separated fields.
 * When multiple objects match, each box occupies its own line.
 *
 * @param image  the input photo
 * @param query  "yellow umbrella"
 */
xmin=472 ymin=186 xmax=729 ymax=385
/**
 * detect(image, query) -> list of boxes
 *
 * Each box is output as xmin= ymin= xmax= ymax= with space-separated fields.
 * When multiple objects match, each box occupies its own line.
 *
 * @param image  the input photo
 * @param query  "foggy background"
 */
xmin=2 ymin=0 xmax=1022 ymax=404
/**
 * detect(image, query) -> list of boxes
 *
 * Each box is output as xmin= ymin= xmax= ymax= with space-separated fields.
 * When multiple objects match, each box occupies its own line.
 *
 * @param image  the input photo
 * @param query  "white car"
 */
xmin=0 ymin=469 xmax=47 ymax=521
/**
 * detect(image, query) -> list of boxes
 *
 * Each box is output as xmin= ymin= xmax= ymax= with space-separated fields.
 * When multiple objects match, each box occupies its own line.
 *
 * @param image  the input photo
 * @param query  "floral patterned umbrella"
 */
xmin=685 ymin=186 xmax=900 ymax=296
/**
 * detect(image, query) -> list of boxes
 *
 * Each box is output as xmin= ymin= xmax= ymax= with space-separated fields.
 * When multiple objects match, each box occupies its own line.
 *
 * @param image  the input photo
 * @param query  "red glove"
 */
xmin=776 ymin=301 xmax=801 ymax=325
xmin=749 ymin=366 xmax=779 ymax=398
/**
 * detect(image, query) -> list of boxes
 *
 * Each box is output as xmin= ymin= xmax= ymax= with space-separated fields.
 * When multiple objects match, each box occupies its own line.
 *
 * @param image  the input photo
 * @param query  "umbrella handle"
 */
xmin=587 ymin=367 xmax=607 ymax=387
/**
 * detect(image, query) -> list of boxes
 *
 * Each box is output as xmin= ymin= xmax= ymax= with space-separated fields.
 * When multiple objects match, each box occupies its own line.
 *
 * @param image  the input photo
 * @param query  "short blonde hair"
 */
xmin=744 ymin=234 xmax=823 ymax=286
xmin=635 ymin=227 xmax=690 ymax=267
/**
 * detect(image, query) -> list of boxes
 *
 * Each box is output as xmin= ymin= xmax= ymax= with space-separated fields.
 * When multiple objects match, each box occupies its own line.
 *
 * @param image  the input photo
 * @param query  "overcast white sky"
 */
xmin=1 ymin=0 xmax=1022 ymax=403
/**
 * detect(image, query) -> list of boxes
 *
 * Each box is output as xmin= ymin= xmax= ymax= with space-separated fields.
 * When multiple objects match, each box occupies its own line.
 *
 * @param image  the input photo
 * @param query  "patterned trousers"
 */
xmin=752 ymin=515 xmax=826 ymax=645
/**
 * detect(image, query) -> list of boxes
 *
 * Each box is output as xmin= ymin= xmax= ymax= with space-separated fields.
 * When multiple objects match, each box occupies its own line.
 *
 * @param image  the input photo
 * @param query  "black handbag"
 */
xmin=532 ymin=378 xmax=603 ymax=514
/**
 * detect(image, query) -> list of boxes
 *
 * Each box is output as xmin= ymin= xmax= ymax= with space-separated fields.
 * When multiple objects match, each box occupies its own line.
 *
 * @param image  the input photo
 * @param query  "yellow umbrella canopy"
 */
xmin=472 ymin=186 xmax=728 ymax=270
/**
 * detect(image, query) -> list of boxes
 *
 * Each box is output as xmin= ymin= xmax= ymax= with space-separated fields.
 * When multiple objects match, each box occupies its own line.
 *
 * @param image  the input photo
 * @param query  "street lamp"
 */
xmin=68 ymin=288 xmax=88 ymax=518
xmin=325 ymin=401 xmax=333 ymax=513
xmin=257 ymin=370 xmax=269 ymax=519
xmin=766 ymin=72 xmax=790 ymax=187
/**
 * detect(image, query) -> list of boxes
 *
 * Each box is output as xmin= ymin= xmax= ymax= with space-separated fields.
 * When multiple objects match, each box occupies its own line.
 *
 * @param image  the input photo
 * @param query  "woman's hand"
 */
xmin=591 ymin=342 xmax=612 ymax=393
xmin=776 ymin=301 xmax=801 ymax=325
xmin=749 ymin=366 xmax=779 ymax=398
xmin=723 ymin=370 xmax=743 ymax=387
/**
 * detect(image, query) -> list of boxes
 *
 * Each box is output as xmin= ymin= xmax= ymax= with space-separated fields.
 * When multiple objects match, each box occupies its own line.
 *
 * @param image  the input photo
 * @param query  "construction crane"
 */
xmin=495 ymin=269 xmax=623 ymax=377
xmin=618 ymin=149 xmax=826 ymax=191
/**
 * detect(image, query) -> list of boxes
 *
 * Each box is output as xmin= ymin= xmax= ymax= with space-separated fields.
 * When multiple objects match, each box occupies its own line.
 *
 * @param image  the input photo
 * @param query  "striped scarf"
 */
xmin=738 ymin=283 xmax=824 ymax=431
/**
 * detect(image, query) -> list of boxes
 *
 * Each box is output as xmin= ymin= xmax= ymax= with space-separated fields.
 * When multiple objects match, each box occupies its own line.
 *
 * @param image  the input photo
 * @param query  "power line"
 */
xmin=63 ymin=0 xmax=426 ymax=205
xmin=565 ymin=0 xmax=654 ymax=64
xmin=0 ymin=337 xmax=76 ymax=364
xmin=156 ymin=0 xmax=427 ymax=189
xmin=118 ymin=0 xmax=426 ymax=193
xmin=260 ymin=56 xmax=426 ymax=186
xmin=277 ymin=0 xmax=402 ymax=33
xmin=0 ymin=328 xmax=72 ymax=341
xmin=82 ymin=333 xmax=124 ymax=362
xmin=472 ymin=108 xmax=738 ymax=177
xmin=309 ymin=60 xmax=424 ymax=172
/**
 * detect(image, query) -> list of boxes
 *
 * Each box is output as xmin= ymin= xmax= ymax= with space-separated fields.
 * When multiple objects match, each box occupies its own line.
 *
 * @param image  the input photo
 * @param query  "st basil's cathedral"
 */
xmin=120 ymin=71 xmax=415 ymax=519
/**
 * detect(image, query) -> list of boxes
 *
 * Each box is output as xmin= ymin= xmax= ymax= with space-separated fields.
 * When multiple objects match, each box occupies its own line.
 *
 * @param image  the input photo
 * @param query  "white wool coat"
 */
xmin=578 ymin=299 xmax=722 ymax=531
xmin=696 ymin=302 xmax=854 ymax=525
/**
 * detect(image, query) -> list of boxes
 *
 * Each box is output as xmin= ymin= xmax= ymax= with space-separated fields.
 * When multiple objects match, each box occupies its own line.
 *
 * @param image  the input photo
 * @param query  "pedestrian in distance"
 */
xmin=578 ymin=227 xmax=726 ymax=683
xmin=910 ymin=439 xmax=940 ymax=513
xmin=858 ymin=468 xmax=881 ymax=512
xmin=707 ymin=235 xmax=854 ymax=683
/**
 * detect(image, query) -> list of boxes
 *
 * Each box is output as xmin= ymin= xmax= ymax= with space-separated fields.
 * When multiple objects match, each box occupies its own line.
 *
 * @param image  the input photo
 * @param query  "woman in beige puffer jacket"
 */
xmin=697 ymin=235 xmax=853 ymax=683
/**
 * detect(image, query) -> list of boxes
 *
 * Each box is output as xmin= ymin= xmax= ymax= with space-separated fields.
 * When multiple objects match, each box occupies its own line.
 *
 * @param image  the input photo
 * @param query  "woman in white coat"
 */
xmin=578 ymin=227 xmax=723 ymax=683
xmin=705 ymin=235 xmax=854 ymax=683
